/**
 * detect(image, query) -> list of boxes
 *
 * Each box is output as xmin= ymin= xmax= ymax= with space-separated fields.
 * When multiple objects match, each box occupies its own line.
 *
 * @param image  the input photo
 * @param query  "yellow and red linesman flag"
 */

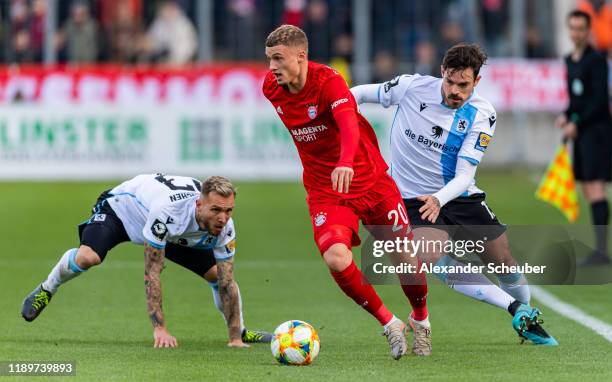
xmin=535 ymin=144 xmax=579 ymax=222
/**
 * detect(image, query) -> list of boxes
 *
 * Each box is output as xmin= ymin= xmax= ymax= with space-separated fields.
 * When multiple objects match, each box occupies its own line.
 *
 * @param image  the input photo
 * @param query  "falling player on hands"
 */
xmin=22 ymin=174 xmax=272 ymax=348
xmin=262 ymin=25 xmax=430 ymax=359
xmin=351 ymin=43 xmax=557 ymax=345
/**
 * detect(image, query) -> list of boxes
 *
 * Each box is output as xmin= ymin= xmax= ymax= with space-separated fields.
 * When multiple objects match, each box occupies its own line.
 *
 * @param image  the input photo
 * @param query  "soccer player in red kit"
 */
xmin=262 ymin=25 xmax=431 ymax=359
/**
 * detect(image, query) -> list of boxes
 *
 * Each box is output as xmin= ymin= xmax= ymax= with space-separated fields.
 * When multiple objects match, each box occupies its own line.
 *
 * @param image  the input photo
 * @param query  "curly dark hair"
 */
xmin=442 ymin=43 xmax=488 ymax=77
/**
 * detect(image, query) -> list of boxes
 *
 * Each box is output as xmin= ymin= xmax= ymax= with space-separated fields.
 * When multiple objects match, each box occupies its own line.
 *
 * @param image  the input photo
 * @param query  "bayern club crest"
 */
xmin=307 ymin=105 xmax=318 ymax=119
xmin=314 ymin=212 xmax=327 ymax=227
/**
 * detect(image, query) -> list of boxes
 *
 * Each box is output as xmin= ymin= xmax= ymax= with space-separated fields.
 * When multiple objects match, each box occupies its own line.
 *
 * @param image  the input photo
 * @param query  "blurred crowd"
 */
xmin=0 ymin=0 xmax=609 ymax=73
xmin=1 ymin=0 xmax=199 ymax=64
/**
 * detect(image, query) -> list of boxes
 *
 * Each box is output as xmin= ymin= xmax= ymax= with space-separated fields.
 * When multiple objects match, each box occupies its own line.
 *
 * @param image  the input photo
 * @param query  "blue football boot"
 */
xmin=512 ymin=303 xmax=558 ymax=346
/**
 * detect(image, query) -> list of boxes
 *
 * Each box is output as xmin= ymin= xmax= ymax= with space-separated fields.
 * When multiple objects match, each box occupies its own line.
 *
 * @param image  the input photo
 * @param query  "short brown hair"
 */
xmin=201 ymin=176 xmax=236 ymax=198
xmin=265 ymin=24 xmax=308 ymax=51
xmin=567 ymin=10 xmax=591 ymax=27
xmin=442 ymin=43 xmax=488 ymax=77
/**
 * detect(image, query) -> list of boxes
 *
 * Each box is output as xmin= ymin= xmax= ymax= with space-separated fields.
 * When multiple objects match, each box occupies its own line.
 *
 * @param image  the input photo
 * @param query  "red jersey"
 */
xmin=262 ymin=61 xmax=388 ymax=199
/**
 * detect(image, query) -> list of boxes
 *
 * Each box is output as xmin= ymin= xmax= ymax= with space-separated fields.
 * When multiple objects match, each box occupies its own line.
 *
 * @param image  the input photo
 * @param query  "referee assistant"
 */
xmin=556 ymin=10 xmax=612 ymax=266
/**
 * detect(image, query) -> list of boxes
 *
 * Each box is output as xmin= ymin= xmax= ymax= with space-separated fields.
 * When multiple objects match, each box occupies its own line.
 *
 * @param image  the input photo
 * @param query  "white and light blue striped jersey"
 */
xmin=379 ymin=74 xmax=496 ymax=199
xmin=106 ymin=174 xmax=236 ymax=261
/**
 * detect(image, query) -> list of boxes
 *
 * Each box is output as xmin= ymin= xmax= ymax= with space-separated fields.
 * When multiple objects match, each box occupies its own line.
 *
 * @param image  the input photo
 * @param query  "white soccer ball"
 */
xmin=271 ymin=320 xmax=320 ymax=366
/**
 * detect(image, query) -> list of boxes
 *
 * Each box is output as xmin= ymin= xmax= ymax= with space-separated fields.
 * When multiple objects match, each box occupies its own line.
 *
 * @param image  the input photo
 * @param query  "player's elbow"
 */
xmin=459 ymin=180 xmax=472 ymax=193
xmin=458 ymin=172 xmax=475 ymax=193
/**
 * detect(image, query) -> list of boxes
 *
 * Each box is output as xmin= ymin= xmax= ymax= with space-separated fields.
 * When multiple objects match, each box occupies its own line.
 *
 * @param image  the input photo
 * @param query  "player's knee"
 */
xmin=411 ymin=227 xmax=448 ymax=264
xmin=76 ymin=245 xmax=102 ymax=269
xmin=203 ymin=265 xmax=218 ymax=283
xmin=323 ymin=243 xmax=353 ymax=272
xmin=316 ymin=224 xmax=353 ymax=252
xmin=584 ymin=185 xmax=607 ymax=203
xmin=582 ymin=181 xmax=606 ymax=201
xmin=315 ymin=225 xmax=354 ymax=271
xmin=483 ymin=234 xmax=515 ymax=266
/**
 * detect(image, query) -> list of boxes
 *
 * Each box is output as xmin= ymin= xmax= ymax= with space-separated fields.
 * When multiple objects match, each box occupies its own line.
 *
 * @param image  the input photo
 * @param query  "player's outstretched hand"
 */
xmin=227 ymin=339 xmax=250 ymax=348
xmin=331 ymin=166 xmax=354 ymax=194
xmin=153 ymin=327 xmax=178 ymax=348
xmin=417 ymin=195 xmax=440 ymax=223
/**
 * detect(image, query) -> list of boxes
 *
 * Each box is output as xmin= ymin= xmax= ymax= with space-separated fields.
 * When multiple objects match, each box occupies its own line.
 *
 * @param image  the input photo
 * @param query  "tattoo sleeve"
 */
xmin=144 ymin=242 xmax=166 ymax=328
xmin=216 ymin=258 xmax=241 ymax=340
xmin=432 ymin=195 xmax=441 ymax=208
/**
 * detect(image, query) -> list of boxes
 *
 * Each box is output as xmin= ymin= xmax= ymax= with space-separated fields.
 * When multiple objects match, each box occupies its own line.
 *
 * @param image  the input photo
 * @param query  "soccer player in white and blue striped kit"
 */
xmin=352 ymin=43 xmax=557 ymax=345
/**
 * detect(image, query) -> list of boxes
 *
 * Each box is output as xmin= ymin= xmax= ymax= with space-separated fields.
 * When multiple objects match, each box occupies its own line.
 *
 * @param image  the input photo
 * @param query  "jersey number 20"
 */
xmin=388 ymin=203 xmax=409 ymax=232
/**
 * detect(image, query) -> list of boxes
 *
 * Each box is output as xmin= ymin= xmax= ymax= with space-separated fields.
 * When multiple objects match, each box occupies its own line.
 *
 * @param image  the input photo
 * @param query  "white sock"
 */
xmin=497 ymin=273 xmax=531 ymax=304
xmin=409 ymin=312 xmax=431 ymax=327
xmin=383 ymin=315 xmax=400 ymax=331
xmin=41 ymin=248 xmax=86 ymax=294
xmin=209 ymin=281 xmax=245 ymax=332
xmin=434 ymin=256 xmax=514 ymax=311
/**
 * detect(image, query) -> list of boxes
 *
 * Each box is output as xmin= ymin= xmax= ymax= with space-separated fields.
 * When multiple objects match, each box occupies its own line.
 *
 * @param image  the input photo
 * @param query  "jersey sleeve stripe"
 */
xmin=146 ymin=239 xmax=165 ymax=249
xmin=213 ymin=249 xmax=234 ymax=261
xmin=459 ymin=156 xmax=480 ymax=165
xmin=110 ymin=192 xmax=150 ymax=212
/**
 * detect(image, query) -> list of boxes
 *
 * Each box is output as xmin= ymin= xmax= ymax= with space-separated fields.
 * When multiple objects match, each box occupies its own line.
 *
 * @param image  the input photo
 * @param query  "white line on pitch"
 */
xmin=531 ymin=286 xmax=612 ymax=342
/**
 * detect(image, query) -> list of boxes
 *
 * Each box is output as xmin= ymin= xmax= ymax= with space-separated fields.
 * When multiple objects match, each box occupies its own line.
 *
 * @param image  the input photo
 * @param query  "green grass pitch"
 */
xmin=1 ymin=170 xmax=611 ymax=381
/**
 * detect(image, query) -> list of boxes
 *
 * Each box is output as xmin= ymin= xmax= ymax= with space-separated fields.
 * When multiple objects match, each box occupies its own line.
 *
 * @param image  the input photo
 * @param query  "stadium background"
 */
xmin=0 ymin=0 xmax=611 ymax=381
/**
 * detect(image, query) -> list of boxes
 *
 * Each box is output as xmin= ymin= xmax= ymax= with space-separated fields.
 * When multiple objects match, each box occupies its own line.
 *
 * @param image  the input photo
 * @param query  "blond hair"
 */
xmin=265 ymin=24 xmax=308 ymax=52
xmin=201 ymin=176 xmax=236 ymax=198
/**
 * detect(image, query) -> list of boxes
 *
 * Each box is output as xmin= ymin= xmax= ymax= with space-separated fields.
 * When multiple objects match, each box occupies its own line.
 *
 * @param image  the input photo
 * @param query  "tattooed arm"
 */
xmin=216 ymin=258 xmax=248 ymax=347
xmin=144 ymin=241 xmax=177 ymax=348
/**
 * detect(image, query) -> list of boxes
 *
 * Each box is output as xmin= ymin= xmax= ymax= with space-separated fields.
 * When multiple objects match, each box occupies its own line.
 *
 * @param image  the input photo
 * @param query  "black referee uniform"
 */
xmin=564 ymin=44 xmax=612 ymax=264
xmin=565 ymin=45 xmax=612 ymax=181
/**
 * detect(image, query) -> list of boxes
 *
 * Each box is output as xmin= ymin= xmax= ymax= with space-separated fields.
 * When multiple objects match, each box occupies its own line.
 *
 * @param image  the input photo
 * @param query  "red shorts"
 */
xmin=307 ymin=173 xmax=412 ymax=254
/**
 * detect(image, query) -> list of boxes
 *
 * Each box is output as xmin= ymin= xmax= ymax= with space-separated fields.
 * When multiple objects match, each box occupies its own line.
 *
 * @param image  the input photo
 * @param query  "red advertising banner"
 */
xmin=0 ymin=60 xmax=569 ymax=112
xmin=0 ymin=64 xmax=269 ymax=105
xmin=479 ymin=59 xmax=568 ymax=112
